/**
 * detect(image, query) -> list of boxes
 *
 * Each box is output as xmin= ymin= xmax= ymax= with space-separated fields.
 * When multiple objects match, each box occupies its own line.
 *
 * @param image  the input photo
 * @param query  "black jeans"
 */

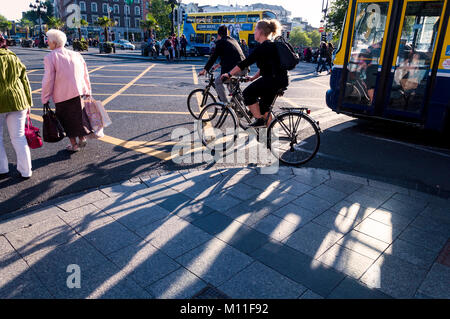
xmin=243 ymin=76 xmax=288 ymax=114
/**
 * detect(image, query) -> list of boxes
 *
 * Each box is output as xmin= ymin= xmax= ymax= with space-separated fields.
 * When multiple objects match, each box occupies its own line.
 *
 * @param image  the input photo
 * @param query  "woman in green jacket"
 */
xmin=0 ymin=34 xmax=33 ymax=179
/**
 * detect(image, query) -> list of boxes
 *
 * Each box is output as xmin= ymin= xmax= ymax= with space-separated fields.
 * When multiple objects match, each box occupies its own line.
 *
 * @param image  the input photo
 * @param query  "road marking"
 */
xmin=102 ymin=64 xmax=155 ymax=106
xmin=26 ymin=70 xmax=38 ymax=74
xmin=30 ymin=107 xmax=195 ymax=115
xmin=27 ymin=112 xmax=173 ymax=160
xmin=34 ymin=92 xmax=186 ymax=97
xmin=31 ymin=66 xmax=105 ymax=96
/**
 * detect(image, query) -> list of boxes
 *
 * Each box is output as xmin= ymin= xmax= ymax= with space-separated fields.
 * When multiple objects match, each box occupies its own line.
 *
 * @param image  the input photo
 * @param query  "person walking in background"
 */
xmin=163 ymin=37 xmax=174 ymax=61
xmin=41 ymin=29 xmax=92 ymax=152
xmin=314 ymin=42 xmax=330 ymax=75
xmin=327 ymin=42 xmax=334 ymax=72
xmin=240 ymin=39 xmax=249 ymax=58
xmin=180 ymin=34 xmax=187 ymax=59
xmin=209 ymin=36 xmax=216 ymax=55
xmin=0 ymin=34 xmax=33 ymax=179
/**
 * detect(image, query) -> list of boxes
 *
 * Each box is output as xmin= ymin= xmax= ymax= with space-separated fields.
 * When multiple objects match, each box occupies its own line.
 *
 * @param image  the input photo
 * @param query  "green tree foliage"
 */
xmin=95 ymin=16 xmax=116 ymax=42
xmin=0 ymin=14 xmax=12 ymax=37
xmin=47 ymin=16 xmax=64 ymax=30
xmin=307 ymin=30 xmax=321 ymax=48
xmin=147 ymin=0 xmax=172 ymax=38
xmin=139 ymin=14 xmax=159 ymax=38
xmin=19 ymin=18 xmax=35 ymax=39
xmin=326 ymin=0 xmax=348 ymax=40
xmin=289 ymin=27 xmax=312 ymax=47
xmin=22 ymin=0 xmax=54 ymax=25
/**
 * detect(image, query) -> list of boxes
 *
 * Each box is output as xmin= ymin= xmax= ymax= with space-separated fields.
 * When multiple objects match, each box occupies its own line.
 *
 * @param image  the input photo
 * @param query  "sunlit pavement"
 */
xmin=0 ymin=166 xmax=449 ymax=299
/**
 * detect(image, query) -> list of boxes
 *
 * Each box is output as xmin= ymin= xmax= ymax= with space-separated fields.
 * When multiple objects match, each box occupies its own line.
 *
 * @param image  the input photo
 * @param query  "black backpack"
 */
xmin=274 ymin=36 xmax=300 ymax=71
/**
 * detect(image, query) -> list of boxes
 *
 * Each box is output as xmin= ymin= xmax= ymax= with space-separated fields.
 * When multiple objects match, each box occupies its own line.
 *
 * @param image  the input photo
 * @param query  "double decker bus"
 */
xmin=326 ymin=0 xmax=450 ymax=133
xmin=183 ymin=10 xmax=277 ymax=55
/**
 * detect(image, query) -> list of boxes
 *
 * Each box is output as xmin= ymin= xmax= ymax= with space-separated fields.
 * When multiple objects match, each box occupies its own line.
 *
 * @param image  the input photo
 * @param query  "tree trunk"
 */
xmin=78 ymin=28 xmax=82 ymax=40
xmin=104 ymin=28 xmax=108 ymax=42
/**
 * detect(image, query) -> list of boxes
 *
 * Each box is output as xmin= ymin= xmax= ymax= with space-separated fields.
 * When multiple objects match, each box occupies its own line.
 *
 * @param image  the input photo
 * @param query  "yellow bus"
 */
xmin=326 ymin=0 xmax=450 ymax=133
xmin=183 ymin=10 xmax=277 ymax=55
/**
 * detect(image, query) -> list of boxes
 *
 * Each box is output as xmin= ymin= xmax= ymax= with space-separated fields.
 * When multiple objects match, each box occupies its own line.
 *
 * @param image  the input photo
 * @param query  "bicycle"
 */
xmin=187 ymin=69 xmax=218 ymax=119
xmin=196 ymin=76 xmax=322 ymax=166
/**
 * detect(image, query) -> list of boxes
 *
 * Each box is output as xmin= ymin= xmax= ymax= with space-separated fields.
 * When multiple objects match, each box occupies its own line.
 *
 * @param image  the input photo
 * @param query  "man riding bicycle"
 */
xmin=198 ymin=25 xmax=248 ymax=103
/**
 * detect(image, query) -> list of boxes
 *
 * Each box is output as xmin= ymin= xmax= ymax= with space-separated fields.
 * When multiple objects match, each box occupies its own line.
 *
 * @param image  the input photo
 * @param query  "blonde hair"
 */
xmin=256 ymin=19 xmax=282 ymax=39
xmin=46 ymin=29 xmax=67 ymax=48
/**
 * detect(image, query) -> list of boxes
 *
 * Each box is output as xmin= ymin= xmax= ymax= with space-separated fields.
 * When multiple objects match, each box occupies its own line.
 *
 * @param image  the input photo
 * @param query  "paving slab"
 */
xmin=327 ymin=277 xmax=391 ymax=299
xmin=282 ymin=221 xmax=345 ymax=259
xmin=252 ymin=213 xmax=300 ymax=242
xmin=146 ymin=267 xmax=208 ymax=299
xmin=135 ymin=215 xmax=213 ymax=259
xmin=56 ymin=190 xmax=109 ymax=212
xmin=271 ymin=202 xmax=318 ymax=225
xmin=175 ymin=237 xmax=254 ymax=287
xmin=317 ymin=244 xmax=375 ymax=279
xmin=250 ymin=239 xmax=345 ymax=297
xmin=324 ymin=178 xmax=363 ymax=195
xmin=308 ymin=184 xmax=348 ymax=205
xmin=398 ymin=225 xmax=449 ymax=254
xmin=291 ymin=193 xmax=335 ymax=215
xmin=353 ymin=217 xmax=401 ymax=244
xmin=313 ymin=209 xmax=362 ymax=233
xmin=219 ymin=261 xmax=307 ymax=299
xmin=222 ymin=198 xmax=276 ymax=227
xmin=107 ymin=240 xmax=181 ymax=287
xmin=47 ymin=261 xmax=153 ymax=299
xmin=336 ymin=230 xmax=390 ymax=260
xmin=417 ymin=263 xmax=450 ymax=299
xmin=360 ymin=253 xmax=428 ymax=299
xmin=385 ymin=239 xmax=439 ymax=270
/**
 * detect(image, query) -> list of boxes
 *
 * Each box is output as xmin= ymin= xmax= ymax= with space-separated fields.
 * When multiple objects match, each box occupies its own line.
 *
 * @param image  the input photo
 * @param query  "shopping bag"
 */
xmin=82 ymin=96 xmax=103 ymax=134
xmin=95 ymin=100 xmax=112 ymax=128
xmin=25 ymin=110 xmax=43 ymax=149
xmin=42 ymin=104 xmax=66 ymax=143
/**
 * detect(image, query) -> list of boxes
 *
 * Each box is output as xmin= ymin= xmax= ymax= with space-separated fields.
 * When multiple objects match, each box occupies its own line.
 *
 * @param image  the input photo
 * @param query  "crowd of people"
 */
xmin=292 ymin=42 xmax=335 ymax=75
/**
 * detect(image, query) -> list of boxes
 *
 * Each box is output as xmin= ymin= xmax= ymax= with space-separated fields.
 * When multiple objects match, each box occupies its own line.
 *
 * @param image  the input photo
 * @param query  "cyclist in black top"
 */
xmin=222 ymin=19 xmax=288 ymax=128
xmin=199 ymin=25 xmax=247 ymax=103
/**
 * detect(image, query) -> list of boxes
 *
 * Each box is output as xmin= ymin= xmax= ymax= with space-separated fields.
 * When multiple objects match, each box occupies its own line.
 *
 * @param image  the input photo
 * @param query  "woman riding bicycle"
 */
xmin=222 ymin=19 xmax=288 ymax=128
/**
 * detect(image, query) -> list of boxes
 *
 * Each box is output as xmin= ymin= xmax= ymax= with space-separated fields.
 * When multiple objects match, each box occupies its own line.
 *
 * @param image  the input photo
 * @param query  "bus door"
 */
xmin=383 ymin=0 xmax=445 ymax=119
xmin=340 ymin=0 xmax=394 ymax=114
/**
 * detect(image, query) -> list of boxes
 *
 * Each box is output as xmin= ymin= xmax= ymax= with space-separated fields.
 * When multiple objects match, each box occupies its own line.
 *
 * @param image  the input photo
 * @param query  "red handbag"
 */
xmin=25 ymin=110 xmax=43 ymax=149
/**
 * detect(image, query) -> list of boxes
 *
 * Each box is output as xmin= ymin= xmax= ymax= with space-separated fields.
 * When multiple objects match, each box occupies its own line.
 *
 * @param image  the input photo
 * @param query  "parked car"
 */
xmin=186 ymin=43 xmax=199 ymax=57
xmin=21 ymin=39 xmax=33 ymax=47
xmin=113 ymin=39 xmax=135 ymax=50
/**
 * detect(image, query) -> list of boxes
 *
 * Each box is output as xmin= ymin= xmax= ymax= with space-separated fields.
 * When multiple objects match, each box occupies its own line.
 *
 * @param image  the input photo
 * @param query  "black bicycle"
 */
xmin=197 ymin=76 xmax=322 ymax=166
xmin=187 ymin=70 xmax=218 ymax=119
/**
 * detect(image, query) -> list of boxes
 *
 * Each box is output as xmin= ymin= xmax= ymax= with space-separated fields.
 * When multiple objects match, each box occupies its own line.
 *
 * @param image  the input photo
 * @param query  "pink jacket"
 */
xmin=41 ymin=47 xmax=92 ymax=104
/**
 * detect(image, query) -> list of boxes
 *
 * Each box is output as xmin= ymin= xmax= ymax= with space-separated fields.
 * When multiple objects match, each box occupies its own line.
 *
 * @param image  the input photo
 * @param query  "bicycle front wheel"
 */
xmin=187 ymin=89 xmax=217 ymax=119
xmin=268 ymin=112 xmax=320 ymax=166
xmin=197 ymin=102 xmax=238 ymax=152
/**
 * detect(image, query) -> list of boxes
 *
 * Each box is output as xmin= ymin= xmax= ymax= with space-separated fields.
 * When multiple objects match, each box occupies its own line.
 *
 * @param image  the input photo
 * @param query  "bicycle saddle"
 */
xmin=277 ymin=88 xmax=288 ymax=96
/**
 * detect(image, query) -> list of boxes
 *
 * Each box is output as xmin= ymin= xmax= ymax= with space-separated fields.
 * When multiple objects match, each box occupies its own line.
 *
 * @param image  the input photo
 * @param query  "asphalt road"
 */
xmin=1 ymin=47 xmax=449 ymax=216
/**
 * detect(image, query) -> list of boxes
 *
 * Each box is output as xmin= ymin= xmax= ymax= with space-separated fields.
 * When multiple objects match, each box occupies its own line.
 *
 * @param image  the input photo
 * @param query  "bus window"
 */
xmin=187 ymin=16 xmax=195 ymax=24
xmin=263 ymin=11 xmax=276 ymax=20
xmin=212 ymin=16 xmax=222 ymax=23
xmin=248 ymin=14 xmax=260 ymax=22
xmin=223 ymin=15 xmax=236 ymax=23
xmin=388 ymin=1 xmax=443 ymax=113
xmin=205 ymin=34 xmax=211 ymax=44
xmin=196 ymin=33 xmax=205 ymax=43
xmin=190 ymin=34 xmax=196 ymax=43
xmin=196 ymin=16 xmax=206 ymax=24
xmin=205 ymin=16 xmax=212 ymax=23
xmin=344 ymin=2 xmax=390 ymax=106
xmin=237 ymin=15 xmax=247 ymax=23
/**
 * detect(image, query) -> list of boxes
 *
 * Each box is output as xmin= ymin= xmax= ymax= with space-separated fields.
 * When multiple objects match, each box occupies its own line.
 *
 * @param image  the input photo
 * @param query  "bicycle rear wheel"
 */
xmin=187 ymin=89 xmax=217 ymax=119
xmin=197 ymin=102 xmax=238 ymax=152
xmin=268 ymin=112 xmax=320 ymax=165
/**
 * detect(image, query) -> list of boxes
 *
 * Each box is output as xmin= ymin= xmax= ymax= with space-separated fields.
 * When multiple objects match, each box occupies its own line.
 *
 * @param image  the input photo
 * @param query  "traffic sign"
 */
xmin=319 ymin=27 xmax=324 ymax=33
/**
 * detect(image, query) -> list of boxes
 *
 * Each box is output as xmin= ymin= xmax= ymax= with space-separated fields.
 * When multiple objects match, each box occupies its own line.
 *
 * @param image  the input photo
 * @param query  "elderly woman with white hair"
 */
xmin=41 ymin=29 xmax=92 ymax=152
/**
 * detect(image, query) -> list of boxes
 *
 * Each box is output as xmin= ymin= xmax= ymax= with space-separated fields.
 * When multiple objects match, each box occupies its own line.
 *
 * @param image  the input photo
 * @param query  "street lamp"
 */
xmin=29 ymin=0 xmax=47 ymax=47
xmin=166 ymin=0 xmax=177 ymax=36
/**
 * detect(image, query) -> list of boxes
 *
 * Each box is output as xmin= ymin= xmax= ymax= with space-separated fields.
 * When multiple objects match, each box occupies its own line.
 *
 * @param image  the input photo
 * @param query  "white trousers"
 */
xmin=0 ymin=110 xmax=32 ymax=177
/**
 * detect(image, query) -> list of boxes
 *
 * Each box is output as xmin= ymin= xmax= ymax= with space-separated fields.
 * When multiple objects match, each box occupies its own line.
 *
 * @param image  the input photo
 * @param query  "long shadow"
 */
xmin=2 ymin=166 xmax=433 ymax=299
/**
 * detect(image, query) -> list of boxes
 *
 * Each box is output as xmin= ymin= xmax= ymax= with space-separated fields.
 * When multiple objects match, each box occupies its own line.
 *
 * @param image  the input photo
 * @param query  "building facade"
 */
xmin=54 ymin=0 xmax=143 ymax=41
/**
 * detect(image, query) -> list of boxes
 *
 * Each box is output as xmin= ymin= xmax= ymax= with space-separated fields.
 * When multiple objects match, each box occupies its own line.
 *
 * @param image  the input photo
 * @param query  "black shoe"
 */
xmin=247 ymin=118 xmax=266 ymax=128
